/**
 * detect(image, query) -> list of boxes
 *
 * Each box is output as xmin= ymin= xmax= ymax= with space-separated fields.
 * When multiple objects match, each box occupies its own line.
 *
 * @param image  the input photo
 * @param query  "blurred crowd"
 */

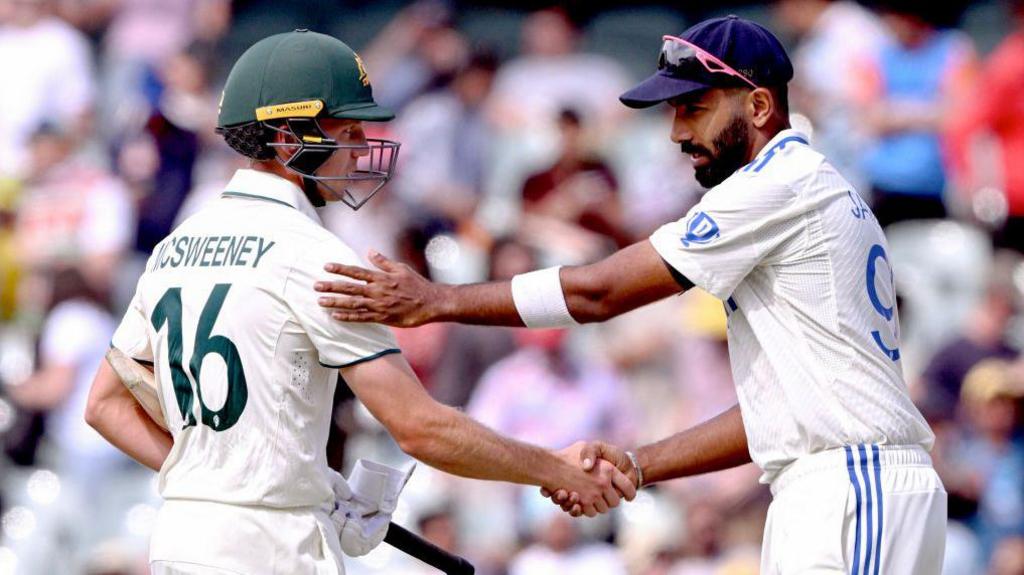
xmin=0 ymin=0 xmax=1022 ymax=574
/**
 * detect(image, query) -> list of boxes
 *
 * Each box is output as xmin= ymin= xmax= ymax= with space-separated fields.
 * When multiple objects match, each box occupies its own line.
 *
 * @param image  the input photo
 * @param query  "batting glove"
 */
xmin=330 ymin=459 xmax=415 ymax=557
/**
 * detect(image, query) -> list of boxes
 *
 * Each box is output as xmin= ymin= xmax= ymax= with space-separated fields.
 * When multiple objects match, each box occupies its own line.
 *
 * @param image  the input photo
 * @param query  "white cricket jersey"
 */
xmin=112 ymin=169 xmax=399 ymax=508
xmin=650 ymin=129 xmax=934 ymax=484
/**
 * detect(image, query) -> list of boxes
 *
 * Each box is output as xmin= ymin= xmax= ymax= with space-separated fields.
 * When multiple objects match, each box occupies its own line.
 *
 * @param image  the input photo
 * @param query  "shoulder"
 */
xmin=283 ymin=223 xmax=364 ymax=279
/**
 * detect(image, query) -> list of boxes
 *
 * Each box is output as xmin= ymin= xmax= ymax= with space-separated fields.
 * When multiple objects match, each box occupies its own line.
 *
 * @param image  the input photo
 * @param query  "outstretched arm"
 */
xmin=342 ymin=352 xmax=635 ymax=516
xmin=546 ymin=404 xmax=751 ymax=515
xmin=316 ymin=240 xmax=688 ymax=327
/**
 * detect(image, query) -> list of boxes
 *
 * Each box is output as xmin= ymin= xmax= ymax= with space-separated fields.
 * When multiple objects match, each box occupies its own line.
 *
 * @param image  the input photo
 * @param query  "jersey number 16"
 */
xmin=151 ymin=284 xmax=249 ymax=431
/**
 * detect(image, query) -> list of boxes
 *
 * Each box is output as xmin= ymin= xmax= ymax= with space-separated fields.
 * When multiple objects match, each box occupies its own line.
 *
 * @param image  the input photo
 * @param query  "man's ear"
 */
xmin=269 ymin=123 xmax=297 ymax=162
xmin=748 ymin=88 xmax=774 ymax=129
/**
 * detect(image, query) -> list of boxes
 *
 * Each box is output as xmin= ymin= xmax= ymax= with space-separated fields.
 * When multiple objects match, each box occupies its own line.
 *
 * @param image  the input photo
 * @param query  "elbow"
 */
xmin=566 ymin=284 xmax=615 ymax=324
xmin=392 ymin=421 xmax=434 ymax=460
xmin=84 ymin=395 xmax=104 ymax=430
xmin=562 ymin=265 xmax=617 ymax=324
xmin=84 ymin=383 xmax=110 ymax=431
xmin=390 ymin=406 xmax=450 ymax=461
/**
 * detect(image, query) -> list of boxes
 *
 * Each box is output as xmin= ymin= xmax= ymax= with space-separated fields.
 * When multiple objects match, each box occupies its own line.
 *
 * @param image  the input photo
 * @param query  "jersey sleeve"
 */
xmin=111 ymin=282 xmax=155 ymax=364
xmin=649 ymin=178 xmax=803 ymax=301
xmin=283 ymin=239 xmax=400 ymax=368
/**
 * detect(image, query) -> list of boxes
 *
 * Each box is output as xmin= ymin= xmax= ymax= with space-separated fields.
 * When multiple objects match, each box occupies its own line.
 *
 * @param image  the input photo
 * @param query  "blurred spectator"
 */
xmin=917 ymin=250 xmax=1022 ymax=421
xmin=667 ymin=499 xmax=725 ymax=575
xmin=509 ymin=508 xmax=627 ymax=575
xmin=468 ymin=328 xmax=633 ymax=449
xmin=360 ymin=0 xmax=468 ymax=113
xmin=97 ymin=0 xmax=230 ymax=137
xmin=942 ymin=359 xmax=1024 ymax=558
xmin=857 ymin=0 xmax=975 ymax=228
xmin=3 ymin=267 xmax=142 ymax=572
xmin=419 ymin=505 xmax=460 ymax=554
xmin=127 ymin=44 xmax=218 ymax=258
xmin=13 ymin=125 xmax=133 ymax=298
xmin=521 ymin=107 xmax=632 ymax=256
xmin=0 ymin=177 xmax=19 ymax=319
xmin=486 ymin=7 xmax=630 ymax=135
xmin=947 ymin=0 xmax=1024 ymax=254
xmin=3 ymin=267 xmax=123 ymax=475
xmin=774 ymin=0 xmax=890 ymax=190
xmin=391 ymin=48 xmax=500 ymax=223
xmin=430 ymin=237 xmax=530 ymax=407
xmin=991 ymin=536 xmax=1024 ymax=575
xmin=0 ymin=0 xmax=95 ymax=178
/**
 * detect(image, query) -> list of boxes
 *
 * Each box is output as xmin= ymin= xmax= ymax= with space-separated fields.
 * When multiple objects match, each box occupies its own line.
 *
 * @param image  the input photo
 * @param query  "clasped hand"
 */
xmin=546 ymin=441 xmax=638 ymax=518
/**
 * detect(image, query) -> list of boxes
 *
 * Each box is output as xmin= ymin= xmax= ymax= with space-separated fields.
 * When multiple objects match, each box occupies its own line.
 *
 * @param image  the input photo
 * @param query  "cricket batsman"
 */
xmin=314 ymin=16 xmax=948 ymax=574
xmin=84 ymin=30 xmax=632 ymax=575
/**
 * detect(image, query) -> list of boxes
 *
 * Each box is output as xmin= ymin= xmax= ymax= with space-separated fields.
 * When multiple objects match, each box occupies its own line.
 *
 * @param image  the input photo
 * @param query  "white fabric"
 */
xmin=40 ymin=299 xmax=120 ymax=459
xmin=111 ymin=169 xmax=398 ymax=514
xmin=761 ymin=445 xmax=946 ymax=574
xmin=511 ymin=266 xmax=578 ymax=328
xmin=149 ymin=499 xmax=343 ymax=575
xmin=0 ymin=17 xmax=94 ymax=176
xmin=649 ymin=129 xmax=934 ymax=484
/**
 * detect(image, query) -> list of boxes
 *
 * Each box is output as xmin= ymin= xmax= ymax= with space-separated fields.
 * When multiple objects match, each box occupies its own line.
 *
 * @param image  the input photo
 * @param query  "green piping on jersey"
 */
xmin=320 ymin=348 xmax=401 ymax=369
xmin=222 ymin=191 xmax=295 ymax=209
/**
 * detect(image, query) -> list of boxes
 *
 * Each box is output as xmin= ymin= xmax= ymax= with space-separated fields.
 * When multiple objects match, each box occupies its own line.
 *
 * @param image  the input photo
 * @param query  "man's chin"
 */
xmin=694 ymin=165 xmax=731 ymax=189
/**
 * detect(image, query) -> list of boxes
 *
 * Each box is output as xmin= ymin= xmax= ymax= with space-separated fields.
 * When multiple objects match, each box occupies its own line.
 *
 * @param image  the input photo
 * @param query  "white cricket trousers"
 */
xmin=148 ymin=499 xmax=345 ymax=575
xmin=762 ymin=444 xmax=947 ymax=575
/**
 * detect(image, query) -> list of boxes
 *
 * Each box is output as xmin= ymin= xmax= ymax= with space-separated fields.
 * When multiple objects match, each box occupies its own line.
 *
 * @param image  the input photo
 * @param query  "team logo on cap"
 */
xmin=354 ymin=53 xmax=370 ymax=87
xmin=681 ymin=211 xmax=720 ymax=247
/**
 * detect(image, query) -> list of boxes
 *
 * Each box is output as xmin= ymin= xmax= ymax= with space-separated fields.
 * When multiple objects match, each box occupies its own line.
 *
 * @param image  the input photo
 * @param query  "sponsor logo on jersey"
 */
xmin=681 ymin=211 xmax=720 ymax=247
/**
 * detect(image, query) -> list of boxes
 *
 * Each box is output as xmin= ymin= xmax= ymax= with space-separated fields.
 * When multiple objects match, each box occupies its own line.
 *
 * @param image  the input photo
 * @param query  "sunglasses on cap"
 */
xmin=658 ymin=35 xmax=758 ymax=90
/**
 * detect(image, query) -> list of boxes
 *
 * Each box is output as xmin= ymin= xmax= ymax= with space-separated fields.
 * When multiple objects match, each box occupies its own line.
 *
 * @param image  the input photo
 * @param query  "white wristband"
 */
xmin=510 ymin=266 xmax=579 ymax=329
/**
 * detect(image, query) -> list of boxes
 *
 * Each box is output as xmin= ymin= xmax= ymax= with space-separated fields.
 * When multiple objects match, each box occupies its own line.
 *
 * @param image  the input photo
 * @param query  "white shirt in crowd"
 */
xmin=0 ymin=17 xmax=94 ymax=177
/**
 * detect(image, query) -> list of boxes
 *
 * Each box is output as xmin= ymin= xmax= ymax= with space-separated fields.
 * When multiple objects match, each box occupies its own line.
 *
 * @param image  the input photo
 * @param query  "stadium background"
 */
xmin=0 ymin=0 xmax=1023 ymax=573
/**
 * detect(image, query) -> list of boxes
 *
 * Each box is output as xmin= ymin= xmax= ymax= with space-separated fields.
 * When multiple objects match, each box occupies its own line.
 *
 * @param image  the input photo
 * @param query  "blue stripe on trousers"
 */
xmin=860 ymin=445 xmax=874 ymax=575
xmin=872 ymin=445 xmax=884 ymax=575
xmin=846 ymin=446 xmax=863 ymax=575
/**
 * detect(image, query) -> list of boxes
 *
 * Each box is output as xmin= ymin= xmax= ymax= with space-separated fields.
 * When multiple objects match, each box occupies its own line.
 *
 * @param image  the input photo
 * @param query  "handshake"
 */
xmin=544 ymin=440 xmax=643 ymax=518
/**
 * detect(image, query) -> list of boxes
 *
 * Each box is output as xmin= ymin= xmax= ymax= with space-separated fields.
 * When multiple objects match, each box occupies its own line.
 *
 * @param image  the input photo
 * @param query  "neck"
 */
xmin=250 ymin=160 xmax=326 ymax=207
xmin=746 ymin=121 xmax=791 ymax=163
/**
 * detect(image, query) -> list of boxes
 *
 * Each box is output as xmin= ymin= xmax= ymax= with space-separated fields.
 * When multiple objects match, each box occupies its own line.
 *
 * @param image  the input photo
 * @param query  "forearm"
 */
xmin=635 ymin=404 xmax=751 ymax=485
xmin=85 ymin=361 xmax=172 ymax=471
xmin=437 ymin=240 xmax=682 ymax=326
xmin=398 ymin=404 xmax=570 ymax=488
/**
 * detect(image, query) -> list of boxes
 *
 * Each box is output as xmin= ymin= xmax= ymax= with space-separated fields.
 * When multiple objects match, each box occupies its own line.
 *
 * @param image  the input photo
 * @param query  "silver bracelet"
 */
xmin=625 ymin=450 xmax=644 ymax=489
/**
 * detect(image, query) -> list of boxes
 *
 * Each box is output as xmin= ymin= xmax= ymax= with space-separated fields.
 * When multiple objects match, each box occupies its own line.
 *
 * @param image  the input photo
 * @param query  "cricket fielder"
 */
xmin=314 ymin=17 xmax=948 ymax=575
xmin=85 ymin=30 xmax=632 ymax=575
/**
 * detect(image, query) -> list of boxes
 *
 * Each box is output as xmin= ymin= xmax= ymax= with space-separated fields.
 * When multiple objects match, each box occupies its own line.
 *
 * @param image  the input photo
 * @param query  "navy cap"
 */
xmin=620 ymin=15 xmax=794 ymax=109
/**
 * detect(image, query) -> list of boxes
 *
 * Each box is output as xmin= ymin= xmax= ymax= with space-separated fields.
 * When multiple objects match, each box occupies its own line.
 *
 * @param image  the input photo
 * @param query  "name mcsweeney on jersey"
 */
xmin=149 ymin=235 xmax=276 ymax=272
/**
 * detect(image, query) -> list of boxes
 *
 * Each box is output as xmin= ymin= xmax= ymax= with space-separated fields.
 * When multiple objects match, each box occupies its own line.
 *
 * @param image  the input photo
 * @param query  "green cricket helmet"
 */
xmin=216 ymin=29 xmax=400 ymax=210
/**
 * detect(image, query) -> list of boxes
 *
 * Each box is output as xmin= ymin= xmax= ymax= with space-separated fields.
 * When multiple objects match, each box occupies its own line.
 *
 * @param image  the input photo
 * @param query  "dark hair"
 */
xmin=217 ymin=122 xmax=276 ymax=160
xmin=766 ymin=85 xmax=789 ymax=117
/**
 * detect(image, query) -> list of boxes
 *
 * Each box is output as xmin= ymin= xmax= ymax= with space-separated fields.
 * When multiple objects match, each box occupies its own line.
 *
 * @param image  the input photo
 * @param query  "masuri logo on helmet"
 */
xmin=216 ymin=29 xmax=399 ymax=210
